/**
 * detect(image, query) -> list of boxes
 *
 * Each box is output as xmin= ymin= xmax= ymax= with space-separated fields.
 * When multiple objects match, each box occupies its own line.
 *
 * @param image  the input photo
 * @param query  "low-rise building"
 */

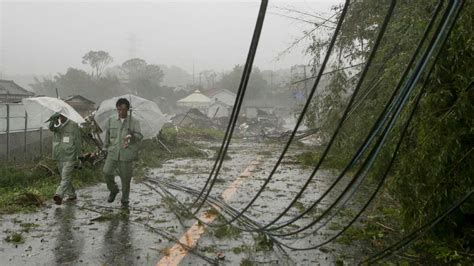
xmin=64 ymin=95 xmax=96 ymax=117
xmin=207 ymin=100 xmax=231 ymax=118
xmin=0 ymin=80 xmax=35 ymax=103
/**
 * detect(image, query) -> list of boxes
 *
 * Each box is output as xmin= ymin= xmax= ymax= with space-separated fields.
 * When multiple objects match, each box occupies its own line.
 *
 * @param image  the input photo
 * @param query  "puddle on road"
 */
xmin=0 ymin=140 xmax=361 ymax=265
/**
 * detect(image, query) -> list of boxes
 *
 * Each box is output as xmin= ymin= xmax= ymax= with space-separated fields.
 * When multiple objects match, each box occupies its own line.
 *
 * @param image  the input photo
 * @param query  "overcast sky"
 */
xmin=0 ymin=0 xmax=342 ymax=76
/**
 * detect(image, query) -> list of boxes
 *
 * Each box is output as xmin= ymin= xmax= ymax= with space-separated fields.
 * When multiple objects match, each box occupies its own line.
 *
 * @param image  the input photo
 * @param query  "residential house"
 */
xmin=204 ymin=89 xmax=236 ymax=106
xmin=0 ymin=80 xmax=34 ymax=103
xmin=64 ymin=95 xmax=96 ymax=117
xmin=207 ymin=100 xmax=230 ymax=118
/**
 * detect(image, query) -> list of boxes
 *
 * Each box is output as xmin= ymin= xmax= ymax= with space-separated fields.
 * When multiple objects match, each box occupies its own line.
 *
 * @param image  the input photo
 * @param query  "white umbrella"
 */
xmin=22 ymin=96 xmax=86 ymax=126
xmin=94 ymin=94 xmax=169 ymax=139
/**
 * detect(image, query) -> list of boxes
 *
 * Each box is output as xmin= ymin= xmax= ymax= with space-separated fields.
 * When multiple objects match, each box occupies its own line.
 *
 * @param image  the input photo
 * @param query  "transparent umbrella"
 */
xmin=94 ymin=94 xmax=168 ymax=139
xmin=22 ymin=96 xmax=86 ymax=126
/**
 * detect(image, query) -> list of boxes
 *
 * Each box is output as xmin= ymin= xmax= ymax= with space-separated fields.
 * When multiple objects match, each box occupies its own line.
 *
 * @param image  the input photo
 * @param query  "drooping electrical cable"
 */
xmin=262 ymin=0 xmax=449 ymax=235
xmin=215 ymin=0 xmax=352 ymax=227
xmin=190 ymin=0 xmax=269 ymax=213
xmin=144 ymin=0 xmax=466 ymax=253
xmin=170 ymin=0 xmax=434 ymax=235
xmin=262 ymin=0 xmax=465 ymax=248
xmin=257 ymin=0 xmax=397 ymax=231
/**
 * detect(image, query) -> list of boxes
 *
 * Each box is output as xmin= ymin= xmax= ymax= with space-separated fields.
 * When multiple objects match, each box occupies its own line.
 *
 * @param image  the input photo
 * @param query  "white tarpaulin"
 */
xmin=94 ymin=94 xmax=168 ymax=139
xmin=22 ymin=97 xmax=86 ymax=127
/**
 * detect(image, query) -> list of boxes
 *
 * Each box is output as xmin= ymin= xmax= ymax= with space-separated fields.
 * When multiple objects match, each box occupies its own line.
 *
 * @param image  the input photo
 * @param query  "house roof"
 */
xmin=0 ymin=80 xmax=34 ymax=96
xmin=177 ymin=90 xmax=212 ymax=103
xmin=210 ymin=100 xmax=230 ymax=107
xmin=204 ymin=88 xmax=236 ymax=97
xmin=65 ymin=95 xmax=96 ymax=105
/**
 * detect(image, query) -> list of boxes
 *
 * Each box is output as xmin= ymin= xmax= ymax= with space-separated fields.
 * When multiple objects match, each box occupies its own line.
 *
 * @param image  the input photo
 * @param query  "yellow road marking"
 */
xmin=156 ymin=156 xmax=263 ymax=266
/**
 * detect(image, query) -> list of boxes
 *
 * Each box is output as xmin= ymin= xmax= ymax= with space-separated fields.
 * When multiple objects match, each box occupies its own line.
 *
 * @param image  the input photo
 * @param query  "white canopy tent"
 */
xmin=177 ymin=90 xmax=212 ymax=109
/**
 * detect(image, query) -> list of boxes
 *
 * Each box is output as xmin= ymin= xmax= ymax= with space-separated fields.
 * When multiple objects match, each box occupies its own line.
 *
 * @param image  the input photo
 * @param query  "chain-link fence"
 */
xmin=0 ymin=103 xmax=52 ymax=162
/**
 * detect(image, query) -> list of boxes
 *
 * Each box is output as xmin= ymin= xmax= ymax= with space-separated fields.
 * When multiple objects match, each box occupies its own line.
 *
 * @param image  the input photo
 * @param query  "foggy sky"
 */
xmin=1 ymin=0 xmax=341 ymax=76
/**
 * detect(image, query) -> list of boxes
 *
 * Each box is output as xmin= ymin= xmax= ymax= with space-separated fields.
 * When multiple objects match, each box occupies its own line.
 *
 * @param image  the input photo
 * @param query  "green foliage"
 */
xmin=305 ymin=0 xmax=437 ymax=157
xmin=134 ymin=128 xmax=211 ymax=177
xmin=19 ymin=222 xmax=40 ymax=233
xmin=4 ymin=232 xmax=24 ymax=244
xmin=295 ymin=150 xmax=347 ymax=170
xmin=0 ymin=124 xmax=211 ymax=214
xmin=30 ymin=67 xmax=124 ymax=102
xmin=240 ymin=258 xmax=253 ymax=266
xmin=30 ymin=53 xmax=168 ymax=102
xmin=206 ymin=207 xmax=219 ymax=216
xmin=394 ymin=0 xmax=474 ymax=246
xmin=232 ymin=245 xmax=250 ymax=254
xmin=122 ymin=58 xmax=165 ymax=99
xmin=159 ymin=125 xmax=178 ymax=145
xmin=415 ymin=238 xmax=471 ymax=264
xmin=82 ymin=50 xmax=113 ymax=78
xmin=200 ymin=244 xmax=218 ymax=253
xmin=303 ymin=0 xmax=474 ymax=260
xmin=254 ymin=233 xmax=274 ymax=252
xmin=135 ymin=136 xmax=206 ymax=171
xmin=213 ymin=224 xmax=242 ymax=239
xmin=216 ymin=65 xmax=269 ymax=99
xmin=0 ymin=159 xmax=55 ymax=189
xmin=0 ymin=158 xmax=103 ymax=214
xmin=121 ymin=58 xmax=148 ymax=75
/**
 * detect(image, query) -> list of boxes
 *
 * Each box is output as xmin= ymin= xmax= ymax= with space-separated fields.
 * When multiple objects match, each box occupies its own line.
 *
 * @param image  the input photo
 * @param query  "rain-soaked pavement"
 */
xmin=0 ymin=140 xmax=359 ymax=265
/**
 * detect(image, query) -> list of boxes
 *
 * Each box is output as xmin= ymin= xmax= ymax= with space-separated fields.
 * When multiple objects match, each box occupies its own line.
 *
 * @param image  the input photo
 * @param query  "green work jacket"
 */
xmin=104 ymin=116 xmax=143 ymax=161
xmin=50 ymin=119 xmax=82 ymax=162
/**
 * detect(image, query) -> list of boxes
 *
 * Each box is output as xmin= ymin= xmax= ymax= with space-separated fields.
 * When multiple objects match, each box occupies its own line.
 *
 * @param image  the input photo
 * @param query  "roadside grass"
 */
xmin=295 ymin=150 xmax=347 ymax=170
xmin=294 ymin=144 xmax=473 ymax=261
xmin=0 ymin=125 xmax=218 ymax=215
xmin=0 ymin=158 xmax=103 ymax=214
xmin=209 ymin=146 xmax=232 ymax=161
xmin=134 ymin=132 xmax=207 ymax=177
xmin=332 ymin=186 xmax=473 ymax=264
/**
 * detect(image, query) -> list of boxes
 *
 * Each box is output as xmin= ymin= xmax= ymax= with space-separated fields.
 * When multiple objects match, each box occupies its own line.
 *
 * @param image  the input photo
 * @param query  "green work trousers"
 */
xmin=103 ymin=158 xmax=133 ymax=204
xmin=55 ymin=161 xmax=77 ymax=198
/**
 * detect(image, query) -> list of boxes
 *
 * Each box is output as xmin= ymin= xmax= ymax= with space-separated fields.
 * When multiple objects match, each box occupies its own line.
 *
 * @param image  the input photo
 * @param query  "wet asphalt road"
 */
xmin=0 ymin=140 xmax=358 ymax=265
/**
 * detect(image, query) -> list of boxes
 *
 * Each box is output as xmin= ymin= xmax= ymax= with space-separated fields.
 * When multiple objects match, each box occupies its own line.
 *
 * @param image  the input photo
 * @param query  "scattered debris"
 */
xmin=5 ymin=232 xmax=25 ymax=244
xmin=172 ymin=108 xmax=215 ymax=128
xmin=216 ymin=251 xmax=225 ymax=260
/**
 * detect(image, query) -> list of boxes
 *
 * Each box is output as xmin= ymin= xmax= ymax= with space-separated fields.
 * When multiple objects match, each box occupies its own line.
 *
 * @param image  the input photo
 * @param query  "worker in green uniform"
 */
xmin=49 ymin=113 xmax=82 ymax=205
xmin=102 ymin=98 xmax=143 ymax=208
